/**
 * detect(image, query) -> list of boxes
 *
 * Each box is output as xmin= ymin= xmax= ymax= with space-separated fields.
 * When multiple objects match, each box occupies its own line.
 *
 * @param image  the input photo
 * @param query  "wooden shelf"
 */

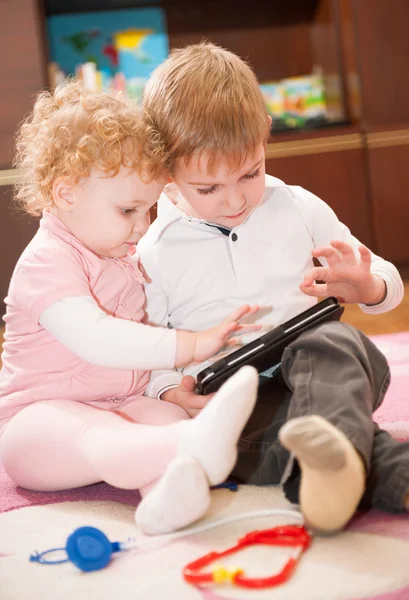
xmin=0 ymin=169 xmax=23 ymax=187
xmin=266 ymin=132 xmax=363 ymax=160
xmin=1 ymin=0 xmax=409 ymax=285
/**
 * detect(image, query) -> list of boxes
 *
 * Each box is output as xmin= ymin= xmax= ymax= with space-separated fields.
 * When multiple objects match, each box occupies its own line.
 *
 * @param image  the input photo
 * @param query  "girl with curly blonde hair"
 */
xmin=0 ymin=79 xmax=260 ymax=535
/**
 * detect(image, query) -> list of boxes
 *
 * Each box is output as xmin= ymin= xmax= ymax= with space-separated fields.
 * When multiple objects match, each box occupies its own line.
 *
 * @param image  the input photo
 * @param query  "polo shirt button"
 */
xmin=231 ymin=233 xmax=238 ymax=242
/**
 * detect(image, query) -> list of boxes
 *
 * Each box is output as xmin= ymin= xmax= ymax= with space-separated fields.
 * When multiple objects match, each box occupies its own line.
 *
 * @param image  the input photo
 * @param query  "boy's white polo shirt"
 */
xmin=138 ymin=175 xmax=403 ymax=398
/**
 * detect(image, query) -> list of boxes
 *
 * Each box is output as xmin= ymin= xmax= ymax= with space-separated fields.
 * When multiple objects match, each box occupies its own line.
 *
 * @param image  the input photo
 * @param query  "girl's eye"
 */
xmin=120 ymin=207 xmax=136 ymax=215
xmin=197 ymin=185 xmax=218 ymax=196
xmin=244 ymin=168 xmax=260 ymax=180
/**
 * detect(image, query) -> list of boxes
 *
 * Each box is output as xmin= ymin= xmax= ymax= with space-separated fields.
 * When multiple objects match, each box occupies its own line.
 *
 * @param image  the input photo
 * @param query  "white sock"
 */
xmin=178 ymin=365 xmax=259 ymax=485
xmin=279 ymin=415 xmax=365 ymax=534
xmin=135 ymin=456 xmax=210 ymax=535
xmin=135 ymin=366 xmax=258 ymax=535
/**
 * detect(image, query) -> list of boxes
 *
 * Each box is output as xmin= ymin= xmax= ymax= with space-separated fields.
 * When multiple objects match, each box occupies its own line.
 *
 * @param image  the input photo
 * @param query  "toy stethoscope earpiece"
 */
xmin=29 ymin=506 xmax=306 ymax=578
xmin=30 ymin=526 xmax=121 ymax=572
xmin=29 ymin=483 xmax=239 ymax=573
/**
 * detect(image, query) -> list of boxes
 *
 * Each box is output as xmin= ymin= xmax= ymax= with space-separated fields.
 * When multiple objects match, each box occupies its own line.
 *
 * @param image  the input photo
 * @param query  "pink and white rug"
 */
xmin=1 ymin=332 xmax=409 ymax=600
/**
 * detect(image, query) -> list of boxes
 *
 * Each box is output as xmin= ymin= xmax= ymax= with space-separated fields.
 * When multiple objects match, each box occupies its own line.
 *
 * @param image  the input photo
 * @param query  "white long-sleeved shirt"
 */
xmin=39 ymin=295 xmax=177 ymax=371
xmin=137 ymin=175 xmax=404 ymax=398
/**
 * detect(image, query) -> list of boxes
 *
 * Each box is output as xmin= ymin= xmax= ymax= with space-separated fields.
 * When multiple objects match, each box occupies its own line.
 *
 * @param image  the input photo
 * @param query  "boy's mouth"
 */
xmin=223 ymin=208 xmax=247 ymax=219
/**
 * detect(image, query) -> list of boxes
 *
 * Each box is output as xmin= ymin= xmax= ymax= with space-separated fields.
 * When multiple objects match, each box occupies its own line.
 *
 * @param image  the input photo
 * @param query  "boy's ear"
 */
xmin=52 ymin=178 xmax=76 ymax=212
xmin=267 ymin=115 xmax=272 ymax=127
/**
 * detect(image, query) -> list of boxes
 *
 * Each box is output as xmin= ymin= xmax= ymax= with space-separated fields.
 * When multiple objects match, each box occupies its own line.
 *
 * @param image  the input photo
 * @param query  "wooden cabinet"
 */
xmin=0 ymin=0 xmax=47 ymax=307
xmin=349 ymin=0 xmax=409 ymax=262
xmin=352 ymin=0 xmax=409 ymax=127
xmin=265 ymin=131 xmax=373 ymax=248
xmin=0 ymin=186 xmax=37 ymax=305
xmin=1 ymin=0 xmax=409 ymax=311
xmin=0 ymin=0 xmax=48 ymax=168
xmin=366 ymin=130 xmax=409 ymax=262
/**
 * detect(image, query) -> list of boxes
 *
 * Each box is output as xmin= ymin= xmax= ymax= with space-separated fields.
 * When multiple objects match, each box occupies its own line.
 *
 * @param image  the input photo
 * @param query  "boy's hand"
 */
xmin=193 ymin=304 xmax=261 ymax=363
xmin=301 ymin=240 xmax=386 ymax=305
xmin=161 ymin=375 xmax=214 ymax=417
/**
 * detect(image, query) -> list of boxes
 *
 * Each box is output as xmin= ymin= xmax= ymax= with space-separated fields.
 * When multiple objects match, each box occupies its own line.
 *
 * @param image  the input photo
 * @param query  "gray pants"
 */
xmin=232 ymin=321 xmax=409 ymax=513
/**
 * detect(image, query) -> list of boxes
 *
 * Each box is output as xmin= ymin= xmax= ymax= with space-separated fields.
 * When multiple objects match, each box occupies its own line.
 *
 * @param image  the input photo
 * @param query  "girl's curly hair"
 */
xmin=14 ymin=79 xmax=162 ymax=216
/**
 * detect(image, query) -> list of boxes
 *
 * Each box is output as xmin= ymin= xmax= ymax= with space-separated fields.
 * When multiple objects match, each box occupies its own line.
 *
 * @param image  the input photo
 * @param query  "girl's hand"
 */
xmin=192 ymin=304 xmax=261 ymax=363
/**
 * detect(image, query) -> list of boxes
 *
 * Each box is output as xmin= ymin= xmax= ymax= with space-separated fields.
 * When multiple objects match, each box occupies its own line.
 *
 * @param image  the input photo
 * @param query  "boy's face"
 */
xmin=172 ymin=143 xmax=266 ymax=228
xmin=56 ymin=166 xmax=164 ymax=259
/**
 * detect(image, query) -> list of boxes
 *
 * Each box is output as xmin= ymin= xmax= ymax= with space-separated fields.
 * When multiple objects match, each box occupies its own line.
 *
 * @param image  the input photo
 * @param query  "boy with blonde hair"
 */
xmin=138 ymin=42 xmax=409 ymax=534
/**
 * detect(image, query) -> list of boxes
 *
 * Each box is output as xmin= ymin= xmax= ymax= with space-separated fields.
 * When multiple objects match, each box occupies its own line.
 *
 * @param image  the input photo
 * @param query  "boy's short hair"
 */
xmin=14 ymin=80 xmax=160 ymax=217
xmin=143 ymin=42 xmax=270 ymax=173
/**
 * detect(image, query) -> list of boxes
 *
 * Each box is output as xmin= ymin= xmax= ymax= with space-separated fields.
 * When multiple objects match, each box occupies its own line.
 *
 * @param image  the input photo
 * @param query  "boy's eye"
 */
xmin=197 ymin=185 xmax=218 ymax=196
xmin=244 ymin=168 xmax=260 ymax=180
xmin=196 ymin=169 xmax=260 ymax=195
xmin=120 ymin=207 xmax=136 ymax=215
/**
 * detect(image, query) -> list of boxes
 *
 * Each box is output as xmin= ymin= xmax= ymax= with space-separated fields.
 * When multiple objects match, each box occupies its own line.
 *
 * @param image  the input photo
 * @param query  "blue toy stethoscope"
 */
xmin=29 ymin=486 xmax=304 ymax=574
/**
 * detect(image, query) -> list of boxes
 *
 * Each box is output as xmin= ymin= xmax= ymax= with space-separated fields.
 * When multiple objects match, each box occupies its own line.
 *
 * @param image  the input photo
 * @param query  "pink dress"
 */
xmin=0 ymin=211 xmax=151 ymax=437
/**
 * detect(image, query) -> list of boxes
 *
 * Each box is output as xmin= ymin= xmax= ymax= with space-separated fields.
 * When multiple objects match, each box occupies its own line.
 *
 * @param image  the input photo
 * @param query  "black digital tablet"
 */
xmin=196 ymin=297 xmax=344 ymax=394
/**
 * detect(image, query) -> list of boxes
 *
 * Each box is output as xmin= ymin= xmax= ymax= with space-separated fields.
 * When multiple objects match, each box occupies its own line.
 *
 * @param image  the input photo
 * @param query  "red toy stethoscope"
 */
xmin=183 ymin=524 xmax=311 ymax=589
xmin=30 ymin=507 xmax=310 ymax=590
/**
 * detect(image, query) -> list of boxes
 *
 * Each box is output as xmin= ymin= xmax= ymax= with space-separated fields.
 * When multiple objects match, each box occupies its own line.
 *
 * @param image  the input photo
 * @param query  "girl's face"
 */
xmin=54 ymin=166 xmax=165 ymax=259
xmin=171 ymin=143 xmax=266 ymax=228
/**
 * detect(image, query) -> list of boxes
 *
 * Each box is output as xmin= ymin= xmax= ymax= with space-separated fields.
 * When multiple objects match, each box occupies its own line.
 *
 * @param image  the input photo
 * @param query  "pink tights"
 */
xmin=0 ymin=397 xmax=190 ymax=492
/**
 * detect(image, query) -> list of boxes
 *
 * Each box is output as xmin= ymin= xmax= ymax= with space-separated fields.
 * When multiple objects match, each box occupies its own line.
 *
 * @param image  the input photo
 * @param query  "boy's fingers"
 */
xmin=358 ymin=244 xmax=372 ymax=268
xmin=188 ymin=391 xmax=214 ymax=410
xmin=300 ymin=282 xmax=328 ymax=297
xmin=303 ymin=267 xmax=328 ymax=286
xmin=312 ymin=246 xmax=342 ymax=267
xmin=181 ymin=375 xmax=196 ymax=392
xmin=330 ymin=240 xmax=357 ymax=265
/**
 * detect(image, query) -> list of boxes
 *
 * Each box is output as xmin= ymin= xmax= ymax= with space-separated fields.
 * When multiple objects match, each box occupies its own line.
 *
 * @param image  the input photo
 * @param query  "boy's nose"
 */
xmin=228 ymin=192 xmax=246 ymax=211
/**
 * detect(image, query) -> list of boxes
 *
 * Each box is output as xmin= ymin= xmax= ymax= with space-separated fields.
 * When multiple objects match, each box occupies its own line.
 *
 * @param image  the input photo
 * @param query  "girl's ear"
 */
xmin=52 ymin=178 xmax=76 ymax=212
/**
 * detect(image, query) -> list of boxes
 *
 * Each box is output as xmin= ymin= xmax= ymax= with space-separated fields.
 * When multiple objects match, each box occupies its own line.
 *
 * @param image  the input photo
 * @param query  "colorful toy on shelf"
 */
xmin=260 ymin=68 xmax=345 ymax=131
xmin=47 ymin=8 xmax=169 ymax=101
xmin=281 ymin=73 xmax=327 ymax=126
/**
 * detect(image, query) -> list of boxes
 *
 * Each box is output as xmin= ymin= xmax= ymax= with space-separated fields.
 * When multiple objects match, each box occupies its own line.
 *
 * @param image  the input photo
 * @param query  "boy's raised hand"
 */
xmin=301 ymin=240 xmax=386 ymax=305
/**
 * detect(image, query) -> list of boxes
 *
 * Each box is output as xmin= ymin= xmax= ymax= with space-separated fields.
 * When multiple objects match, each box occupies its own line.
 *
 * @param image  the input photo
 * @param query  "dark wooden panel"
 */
xmin=0 ymin=0 xmax=48 ymax=168
xmin=166 ymin=0 xmax=347 ymax=122
xmin=353 ymin=0 xmax=409 ymax=127
xmin=0 ymin=187 xmax=38 ymax=313
xmin=271 ymin=122 xmax=360 ymax=144
xmin=367 ymin=143 xmax=409 ymax=262
xmin=45 ymin=0 xmax=319 ymax=23
xmin=265 ymin=147 xmax=374 ymax=249
xmin=335 ymin=0 xmax=362 ymax=122
xmin=166 ymin=6 xmax=314 ymax=82
xmin=310 ymin=0 xmax=342 ymax=78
